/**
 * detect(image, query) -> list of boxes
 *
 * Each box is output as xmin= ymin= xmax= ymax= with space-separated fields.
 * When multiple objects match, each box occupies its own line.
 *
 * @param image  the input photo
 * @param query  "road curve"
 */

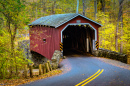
xmin=21 ymin=56 xmax=130 ymax=86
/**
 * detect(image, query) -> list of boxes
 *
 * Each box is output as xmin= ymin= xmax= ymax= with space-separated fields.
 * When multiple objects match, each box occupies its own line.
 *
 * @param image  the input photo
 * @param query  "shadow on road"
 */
xmin=63 ymin=49 xmax=93 ymax=57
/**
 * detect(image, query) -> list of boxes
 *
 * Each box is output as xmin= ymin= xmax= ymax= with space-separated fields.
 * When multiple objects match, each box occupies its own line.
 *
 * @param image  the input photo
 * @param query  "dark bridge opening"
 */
xmin=62 ymin=25 xmax=95 ymax=56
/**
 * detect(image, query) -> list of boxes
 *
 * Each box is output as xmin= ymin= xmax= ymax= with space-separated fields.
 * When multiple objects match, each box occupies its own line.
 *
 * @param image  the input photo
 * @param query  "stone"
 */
xmin=94 ymin=48 xmax=127 ymax=63
xmin=98 ymin=50 xmax=102 ymax=57
xmin=31 ymin=51 xmax=47 ymax=67
xmin=51 ymin=50 xmax=61 ymax=69
xmin=18 ymin=40 xmax=31 ymax=59
xmin=63 ymin=56 xmax=66 ymax=59
xmin=95 ymin=50 xmax=99 ymax=56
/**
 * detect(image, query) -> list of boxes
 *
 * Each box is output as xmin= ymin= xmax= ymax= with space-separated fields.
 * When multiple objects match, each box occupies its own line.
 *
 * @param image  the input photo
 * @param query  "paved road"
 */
xmin=21 ymin=56 xmax=130 ymax=86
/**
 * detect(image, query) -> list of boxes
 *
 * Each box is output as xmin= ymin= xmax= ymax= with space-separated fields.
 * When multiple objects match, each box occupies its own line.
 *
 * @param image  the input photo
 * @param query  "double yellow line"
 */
xmin=75 ymin=69 xmax=104 ymax=86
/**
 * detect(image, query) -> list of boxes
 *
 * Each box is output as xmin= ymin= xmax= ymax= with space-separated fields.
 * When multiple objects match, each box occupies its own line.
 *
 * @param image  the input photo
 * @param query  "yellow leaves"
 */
xmin=34 ymin=44 xmax=38 ymax=48
xmin=55 ymin=9 xmax=62 ymax=14
xmin=97 ymin=13 xmax=116 ymax=50
xmin=0 ymin=69 xmax=62 ymax=86
xmin=97 ymin=1 xmax=101 ymax=10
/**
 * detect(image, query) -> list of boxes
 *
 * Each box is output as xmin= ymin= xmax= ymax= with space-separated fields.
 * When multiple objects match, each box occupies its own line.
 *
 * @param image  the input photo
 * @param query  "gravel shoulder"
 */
xmin=94 ymin=57 xmax=130 ymax=70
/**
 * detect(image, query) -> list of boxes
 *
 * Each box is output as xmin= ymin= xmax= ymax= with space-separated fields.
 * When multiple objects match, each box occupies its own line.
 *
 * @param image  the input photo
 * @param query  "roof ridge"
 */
xmin=28 ymin=13 xmax=102 ymax=27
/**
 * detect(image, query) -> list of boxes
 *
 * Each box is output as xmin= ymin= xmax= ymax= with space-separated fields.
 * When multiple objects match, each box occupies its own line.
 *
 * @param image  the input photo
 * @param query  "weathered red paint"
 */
xmin=30 ymin=26 xmax=59 ymax=60
xmin=29 ymin=15 xmax=101 ymax=60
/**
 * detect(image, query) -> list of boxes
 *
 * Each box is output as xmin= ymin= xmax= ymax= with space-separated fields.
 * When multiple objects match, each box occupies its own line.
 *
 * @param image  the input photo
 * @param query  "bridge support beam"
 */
xmin=86 ymin=30 xmax=89 ymax=52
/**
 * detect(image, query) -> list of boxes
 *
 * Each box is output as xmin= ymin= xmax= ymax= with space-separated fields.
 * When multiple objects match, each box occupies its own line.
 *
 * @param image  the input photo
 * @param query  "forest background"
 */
xmin=0 ymin=0 xmax=130 ymax=79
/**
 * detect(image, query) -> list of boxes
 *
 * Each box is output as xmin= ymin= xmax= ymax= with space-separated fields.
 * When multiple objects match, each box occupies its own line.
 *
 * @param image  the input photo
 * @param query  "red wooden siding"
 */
xmin=30 ymin=15 xmax=101 ymax=60
xmin=30 ymin=26 xmax=59 ymax=60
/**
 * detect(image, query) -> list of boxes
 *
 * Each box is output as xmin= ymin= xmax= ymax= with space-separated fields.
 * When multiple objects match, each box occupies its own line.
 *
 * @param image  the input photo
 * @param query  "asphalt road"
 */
xmin=21 ymin=56 xmax=130 ymax=86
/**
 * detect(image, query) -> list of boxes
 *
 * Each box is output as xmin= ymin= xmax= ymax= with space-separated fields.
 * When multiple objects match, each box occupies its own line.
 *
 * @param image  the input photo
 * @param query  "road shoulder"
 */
xmin=94 ymin=57 xmax=130 ymax=70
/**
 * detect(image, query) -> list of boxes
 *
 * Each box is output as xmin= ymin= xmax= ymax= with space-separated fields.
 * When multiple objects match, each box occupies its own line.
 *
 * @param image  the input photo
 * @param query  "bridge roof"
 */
xmin=28 ymin=13 xmax=102 ymax=28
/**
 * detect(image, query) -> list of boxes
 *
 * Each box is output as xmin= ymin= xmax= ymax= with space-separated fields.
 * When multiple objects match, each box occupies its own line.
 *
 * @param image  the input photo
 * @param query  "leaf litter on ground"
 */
xmin=0 ymin=69 xmax=62 ymax=86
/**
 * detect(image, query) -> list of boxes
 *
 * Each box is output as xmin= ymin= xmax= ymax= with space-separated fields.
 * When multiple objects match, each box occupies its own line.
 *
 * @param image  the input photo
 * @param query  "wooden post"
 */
xmin=29 ymin=65 xmax=33 ymax=78
xmin=42 ymin=64 xmax=46 ymax=74
xmin=94 ymin=0 xmax=97 ymax=20
xmin=89 ymin=34 xmax=93 ymax=53
xmin=47 ymin=61 xmax=52 ymax=71
xmin=45 ymin=63 xmax=50 ymax=72
xmin=86 ymin=30 xmax=89 ymax=52
xmin=93 ymin=30 xmax=95 ymax=51
xmin=24 ymin=65 xmax=28 ymax=78
xmin=39 ymin=64 xmax=42 ymax=75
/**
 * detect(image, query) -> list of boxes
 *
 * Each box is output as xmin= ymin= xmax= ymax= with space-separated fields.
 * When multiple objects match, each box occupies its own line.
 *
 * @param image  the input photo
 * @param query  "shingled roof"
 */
xmin=28 ymin=13 xmax=102 ymax=28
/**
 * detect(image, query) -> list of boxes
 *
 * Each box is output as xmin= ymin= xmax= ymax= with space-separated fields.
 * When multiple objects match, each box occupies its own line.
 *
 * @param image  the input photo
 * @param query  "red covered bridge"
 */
xmin=29 ymin=13 xmax=102 ymax=60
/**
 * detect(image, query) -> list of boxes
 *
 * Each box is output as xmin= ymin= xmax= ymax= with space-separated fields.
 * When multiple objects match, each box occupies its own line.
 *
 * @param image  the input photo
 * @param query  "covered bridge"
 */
xmin=29 ymin=13 xmax=102 ymax=60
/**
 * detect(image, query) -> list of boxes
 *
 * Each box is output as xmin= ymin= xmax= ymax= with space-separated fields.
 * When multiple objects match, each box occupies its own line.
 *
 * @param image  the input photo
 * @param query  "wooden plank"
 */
xmin=86 ymin=29 xmax=89 ymax=52
xmin=88 ymin=30 xmax=93 ymax=53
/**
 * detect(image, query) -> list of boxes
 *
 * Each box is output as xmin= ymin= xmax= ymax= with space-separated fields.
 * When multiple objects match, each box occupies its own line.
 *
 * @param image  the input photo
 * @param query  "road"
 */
xmin=21 ymin=56 xmax=130 ymax=86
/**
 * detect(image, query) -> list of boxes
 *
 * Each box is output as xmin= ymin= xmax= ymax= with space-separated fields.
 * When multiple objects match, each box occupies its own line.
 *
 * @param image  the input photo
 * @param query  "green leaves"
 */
xmin=0 ymin=0 xmax=26 ymax=25
xmin=0 ymin=21 xmax=32 ymax=79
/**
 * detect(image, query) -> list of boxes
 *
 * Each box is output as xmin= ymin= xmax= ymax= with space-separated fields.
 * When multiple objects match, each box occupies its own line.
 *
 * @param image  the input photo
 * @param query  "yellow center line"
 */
xmin=75 ymin=69 xmax=101 ymax=86
xmin=81 ymin=69 xmax=104 ymax=86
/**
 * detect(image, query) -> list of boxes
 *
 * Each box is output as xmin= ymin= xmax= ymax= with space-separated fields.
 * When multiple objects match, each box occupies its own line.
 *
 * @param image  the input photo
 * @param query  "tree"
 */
xmin=82 ymin=0 xmax=85 ymax=16
xmin=94 ymin=0 xmax=97 ymax=19
xmin=97 ymin=0 xmax=105 ymax=12
xmin=115 ymin=0 xmax=124 ymax=52
xmin=97 ymin=12 xmax=116 ymax=51
xmin=0 ymin=0 xmax=30 ymax=77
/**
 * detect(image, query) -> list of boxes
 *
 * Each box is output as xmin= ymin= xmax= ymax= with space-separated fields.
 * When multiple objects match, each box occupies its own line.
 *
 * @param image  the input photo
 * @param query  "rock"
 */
xmin=98 ymin=50 xmax=102 ymax=57
xmin=18 ymin=40 xmax=31 ymax=59
xmin=51 ymin=50 xmax=61 ymax=69
xmin=93 ymin=48 xmax=127 ymax=63
xmin=63 ymin=56 xmax=66 ymax=59
xmin=31 ymin=51 xmax=47 ymax=67
xmin=94 ymin=50 xmax=98 ymax=56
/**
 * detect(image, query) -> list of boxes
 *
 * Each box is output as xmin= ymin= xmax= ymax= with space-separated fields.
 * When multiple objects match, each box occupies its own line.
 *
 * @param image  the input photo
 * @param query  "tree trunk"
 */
xmin=52 ymin=0 xmax=56 ymax=14
xmin=101 ymin=0 xmax=105 ymax=12
xmin=76 ymin=0 xmax=79 ymax=13
xmin=100 ymin=0 xmax=105 ymax=12
xmin=115 ymin=0 xmax=124 ymax=51
xmin=9 ymin=23 xmax=17 ymax=77
xmin=36 ymin=2 xmax=37 ymax=19
xmin=7 ymin=20 xmax=13 ymax=78
xmin=115 ymin=22 xmax=119 ymax=51
xmin=43 ymin=1 xmax=46 ymax=13
xmin=82 ymin=0 xmax=85 ymax=16
xmin=120 ymin=6 xmax=123 ymax=53
xmin=94 ymin=0 xmax=97 ymax=20
xmin=41 ymin=0 xmax=43 ymax=17
xmin=14 ymin=24 xmax=18 ymax=76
